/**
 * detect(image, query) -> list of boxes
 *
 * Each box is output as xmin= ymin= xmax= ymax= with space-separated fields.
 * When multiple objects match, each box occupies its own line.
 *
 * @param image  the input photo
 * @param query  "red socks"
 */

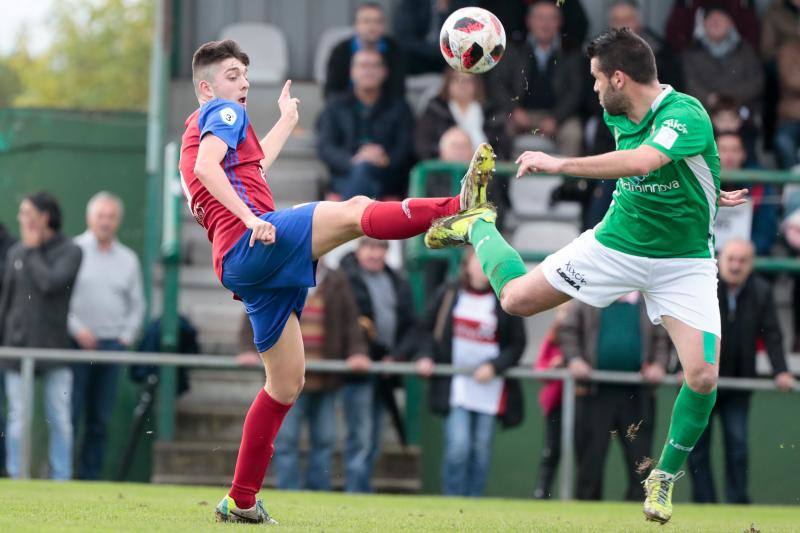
xmin=360 ymin=197 xmax=460 ymax=240
xmin=229 ymin=388 xmax=292 ymax=509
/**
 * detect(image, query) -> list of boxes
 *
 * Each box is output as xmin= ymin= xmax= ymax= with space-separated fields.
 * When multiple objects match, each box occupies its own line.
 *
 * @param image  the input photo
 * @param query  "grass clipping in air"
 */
xmin=2 ymin=480 xmax=799 ymax=532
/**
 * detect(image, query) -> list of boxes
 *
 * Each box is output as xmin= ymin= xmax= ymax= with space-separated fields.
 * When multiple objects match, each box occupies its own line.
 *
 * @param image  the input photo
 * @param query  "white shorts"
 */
xmin=541 ymin=229 xmax=721 ymax=337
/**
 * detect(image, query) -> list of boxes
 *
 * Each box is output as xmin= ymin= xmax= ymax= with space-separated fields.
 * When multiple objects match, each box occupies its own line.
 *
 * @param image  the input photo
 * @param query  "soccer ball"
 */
xmin=440 ymin=7 xmax=506 ymax=74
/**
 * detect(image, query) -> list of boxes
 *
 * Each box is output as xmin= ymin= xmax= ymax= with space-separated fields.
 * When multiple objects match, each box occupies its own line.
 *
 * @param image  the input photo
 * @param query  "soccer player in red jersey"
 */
xmin=178 ymin=39 xmax=493 ymax=523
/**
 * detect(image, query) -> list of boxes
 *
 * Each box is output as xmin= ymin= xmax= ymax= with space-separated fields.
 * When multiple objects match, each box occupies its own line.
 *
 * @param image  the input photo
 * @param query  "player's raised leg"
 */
xmin=216 ymin=313 xmax=306 ymax=525
xmin=425 ymin=204 xmax=570 ymax=316
xmin=311 ymin=143 xmax=495 ymax=259
xmin=643 ymin=316 xmax=719 ymax=524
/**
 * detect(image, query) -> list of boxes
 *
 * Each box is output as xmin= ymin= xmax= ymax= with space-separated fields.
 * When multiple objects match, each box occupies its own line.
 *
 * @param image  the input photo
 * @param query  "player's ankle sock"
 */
xmin=360 ymin=197 xmax=460 ymax=240
xmin=469 ymin=219 xmax=527 ymax=298
xmin=656 ymin=384 xmax=716 ymax=474
xmin=229 ymin=388 xmax=292 ymax=509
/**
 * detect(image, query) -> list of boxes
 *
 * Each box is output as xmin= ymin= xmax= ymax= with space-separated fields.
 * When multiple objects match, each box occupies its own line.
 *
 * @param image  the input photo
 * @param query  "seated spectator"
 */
xmin=608 ymin=0 xmax=683 ymax=90
xmin=774 ymin=39 xmax=800 ymax=170
xmin=317 ymin=49 xmax=414 ymax=200
xmin=0 ymin=192 xmax=82 ymax=480
xmin=682 ymin=5 xmax=764 ymax=115
xmin=236 ymin=261 xmax=367 ymax=491
xmin=485 ymin=0 xmax=587 ymax=46
xmin=325 ymin=2 xmax=404 ymax=99
xmin=717 ymin=131 xmax=779 ymax=255
xmin=533 ymin=302 xmax=569 ymax=500
xmin=339 ymin=238 xmax=418 ymax=493
xmin=415 ymin=69 xmax=509 ymax=161
xmin=760 ymin=0 xmax=800 ymax=62
xmin=488 ymin=0 xmax=584 ymax=156
xmin=665 ymin=0 xmax=760 ymax=53
xmin=559 ymin=292 xmax=670 ymax=501
xmin=393 ymin=0 xmax=468 ymax=75
xmin=708 ymin=95 xmax=759 ymax=167
xmin=69 ymin=192 xmax=145 ymax=480
xmin=415 ymin=249 xmax=526 ymax=497
xmin=688 ymin=239 xmax=795 ymax=504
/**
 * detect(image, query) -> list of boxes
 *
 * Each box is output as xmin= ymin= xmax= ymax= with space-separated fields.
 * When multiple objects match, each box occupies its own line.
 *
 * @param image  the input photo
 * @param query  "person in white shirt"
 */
xmin=68 ymin=191 xmax=145 ymax=480
xmin=415 ymin=249 xmax=526 ymax=496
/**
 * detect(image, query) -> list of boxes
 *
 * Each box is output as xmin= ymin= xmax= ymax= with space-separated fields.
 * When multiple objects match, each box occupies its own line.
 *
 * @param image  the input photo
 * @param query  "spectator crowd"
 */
xmin=0 ymin=0 xmax=797 ymax=504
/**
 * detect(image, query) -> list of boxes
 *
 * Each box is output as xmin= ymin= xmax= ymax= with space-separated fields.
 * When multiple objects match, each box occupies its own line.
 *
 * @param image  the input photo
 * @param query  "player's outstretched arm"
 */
xmin=516 ymin=145 xmax=670 ymax=179
xmin=195 ymin=134 xmax=276 ymax=247
xmin=259 ymin=80 xmax=300 ymax=171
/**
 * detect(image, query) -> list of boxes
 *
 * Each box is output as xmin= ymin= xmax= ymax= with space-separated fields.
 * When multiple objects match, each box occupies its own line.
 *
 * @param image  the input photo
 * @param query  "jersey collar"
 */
xmin=649 ymin=84 xmax=674 ymax=113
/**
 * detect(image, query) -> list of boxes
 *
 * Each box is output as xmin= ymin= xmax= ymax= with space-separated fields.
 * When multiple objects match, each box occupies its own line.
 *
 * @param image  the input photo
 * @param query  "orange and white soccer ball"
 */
xmin=440 ymin=7 xmax=506 ymax=74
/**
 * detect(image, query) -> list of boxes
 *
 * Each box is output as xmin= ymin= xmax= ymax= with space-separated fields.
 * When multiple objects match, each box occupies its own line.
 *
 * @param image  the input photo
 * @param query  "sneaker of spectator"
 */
xmin=487 ymin=0 xmax=585 ymax=157
xmin=317 ymin=49 xmax=414 ymax=200
xmin=324 ymin=2 xmax=405 ymax=99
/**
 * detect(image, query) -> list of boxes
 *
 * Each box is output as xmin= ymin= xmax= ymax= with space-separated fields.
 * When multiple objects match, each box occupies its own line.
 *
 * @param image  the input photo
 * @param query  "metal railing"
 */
xmin=0 ymin=347 xmax=796 ymax=499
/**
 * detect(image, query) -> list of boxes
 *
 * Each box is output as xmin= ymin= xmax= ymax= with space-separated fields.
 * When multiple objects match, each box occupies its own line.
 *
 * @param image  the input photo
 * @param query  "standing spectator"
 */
xmin=317 ymin=49 xmax=414 ymax=200
xmin=608 ymin=0 xmax=684 ymax=90
xmin=0 ymin=192 xmax=82 ymax=479
xmin=532 ymin=303 xmax=569 ymax=499
xmin=682 ymin=5 xmax=764 ymax=114
xmin=760 ymin=0 xmax=800 ymax=62
xmin=688 ymin=239 xmax=795 ymax=504
xmin=268 ymin=262 xmax=367 ymax=491
xmin=559 ymin=293 xmax=670 ymax=501
xmin=68 ymin=192 xmax=144 ymax=480
xmin=0 ymin=223 xmax=16 ymax=476
xmin=488 ymin=0 xmax=584 ymax=156
xmin=665 ymin=0 xmax=760 ymax=53
xmin=774 ymin=39 xmax=800 ymax=170
xmin=415 ymin=249 xmax=526 ymax=497
xmin=716 ymin=132 xmax=779 ymax=255
xmin=415 ymin=69 xmax=509 ymax=161
xmin=339 ymin=238 xmax=418 ymax=493
xmin=324 ymin=2 xmax=404 ymax=99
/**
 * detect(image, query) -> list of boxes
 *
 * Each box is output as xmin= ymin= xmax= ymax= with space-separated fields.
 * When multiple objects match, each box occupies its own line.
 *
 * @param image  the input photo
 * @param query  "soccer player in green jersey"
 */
xmin=425 ymin=28 xmax=748 ymax=524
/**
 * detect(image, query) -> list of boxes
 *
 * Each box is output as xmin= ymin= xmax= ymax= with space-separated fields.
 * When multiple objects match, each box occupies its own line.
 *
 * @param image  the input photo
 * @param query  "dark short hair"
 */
xmin=191 ymin=39 xmax=249 ymax=82
xmin=610 ymin=0 xmax=640 ymax=9
xmin=24 ymin=191 xmax=62 ymax=232
xmin=709 ymin=94 xmax=740 ymax=116
xmin=587 ymin=28 xmax=656 ymax=84
xmin=715 ymin=130 xmax=743 ymax=143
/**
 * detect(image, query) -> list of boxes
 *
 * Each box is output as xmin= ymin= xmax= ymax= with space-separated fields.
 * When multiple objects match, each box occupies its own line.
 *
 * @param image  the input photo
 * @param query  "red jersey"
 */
xmin=179 ymin=99 xmax=275 ymax=280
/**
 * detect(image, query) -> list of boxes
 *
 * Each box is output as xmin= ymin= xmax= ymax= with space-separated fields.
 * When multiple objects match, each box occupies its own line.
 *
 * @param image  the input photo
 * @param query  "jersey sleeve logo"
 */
xmin=653 ymin=126 xmax=679 ymax=150
xmin=219 ymin=107 xmax=237 ymax=126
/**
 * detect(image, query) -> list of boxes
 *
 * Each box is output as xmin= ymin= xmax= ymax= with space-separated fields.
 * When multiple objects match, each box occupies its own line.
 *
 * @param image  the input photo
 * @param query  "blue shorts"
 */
xmin=221 ymin=202 xmax=319 ymax=352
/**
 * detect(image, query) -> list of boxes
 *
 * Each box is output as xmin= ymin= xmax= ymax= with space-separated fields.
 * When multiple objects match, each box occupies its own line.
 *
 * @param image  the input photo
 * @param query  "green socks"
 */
xmin=657 ymin=384 xmax=717 ymax=474
xmin=469 ymin=219 xmax=527 ymax=298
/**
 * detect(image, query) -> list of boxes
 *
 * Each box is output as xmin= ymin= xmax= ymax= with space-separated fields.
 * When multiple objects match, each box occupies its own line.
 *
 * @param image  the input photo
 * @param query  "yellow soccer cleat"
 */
xmin=642 ymin=469 xmax=684 ymax=525
xmin=425 ymin=204 xmax=497 ymax=249
xmin=215 ymin=494 xmax=278 ymax=525
xmin=459 ymin=142 xmax=496 ymax=211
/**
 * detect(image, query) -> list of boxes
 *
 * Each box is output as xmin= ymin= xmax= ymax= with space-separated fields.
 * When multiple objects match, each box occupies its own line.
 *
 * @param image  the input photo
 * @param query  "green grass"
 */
xmin=1 ymin=480 xmax=798 ymax=532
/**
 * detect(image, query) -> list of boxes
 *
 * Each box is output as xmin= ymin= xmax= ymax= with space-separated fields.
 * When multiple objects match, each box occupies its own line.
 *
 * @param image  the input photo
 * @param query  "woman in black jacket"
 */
xmin=415 ymin=249 xmax=526 ymax=496
xmin=414 ymin=68 xmax=510 ymax=161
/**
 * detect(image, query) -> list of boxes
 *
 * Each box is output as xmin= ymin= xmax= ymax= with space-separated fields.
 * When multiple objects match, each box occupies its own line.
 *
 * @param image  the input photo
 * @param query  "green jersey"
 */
xmin=594 ymin=86 xmax=720 ymax=258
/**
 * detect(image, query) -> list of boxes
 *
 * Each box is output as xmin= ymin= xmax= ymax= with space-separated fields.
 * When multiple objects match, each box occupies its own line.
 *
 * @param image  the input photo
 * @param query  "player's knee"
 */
xmin=500 ymin=289 xmax=530 ymax=317
xmin=685 ymin=365 xmax=717 ymax=394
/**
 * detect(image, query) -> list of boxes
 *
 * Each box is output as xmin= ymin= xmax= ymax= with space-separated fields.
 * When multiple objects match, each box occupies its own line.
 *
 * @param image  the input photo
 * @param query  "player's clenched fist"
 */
xmin=515 ymin=151 xmax=564 ymax=177
xmin=245 ymin=216 xmax=276 ymax=247
xmin=278 ymin=80 xmax=300 ymax=125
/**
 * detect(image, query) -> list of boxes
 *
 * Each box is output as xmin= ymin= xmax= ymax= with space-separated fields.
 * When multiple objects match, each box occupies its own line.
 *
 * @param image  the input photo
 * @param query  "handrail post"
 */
xmin=19 ymin=356 xmax=35 ymax=479
xmin=559 ymin=374 xmax=576 ymax=500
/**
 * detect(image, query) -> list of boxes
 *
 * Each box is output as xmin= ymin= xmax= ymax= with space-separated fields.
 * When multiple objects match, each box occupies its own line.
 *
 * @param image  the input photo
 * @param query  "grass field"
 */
xmin=1 ymin=480 xmax=798 ymax=532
